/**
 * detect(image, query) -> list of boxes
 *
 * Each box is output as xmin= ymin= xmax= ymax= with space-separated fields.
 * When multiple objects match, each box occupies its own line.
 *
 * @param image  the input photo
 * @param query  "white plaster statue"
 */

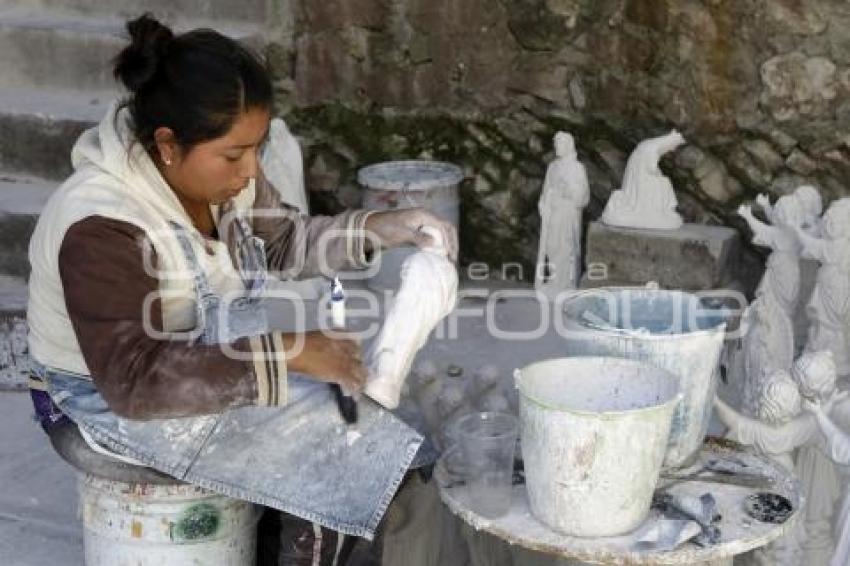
xmin=758 ymin=185 xmax=823 ymax=238
xmin=713 ymin=373 xmax=808 ymax=565
xmin=715 ymin=371 xmax=804 ymax=471
xmin=792 ymin=350 xmax=841 ymax=565
xmin=738 ymin=198 xmax=804 ymax=317
xmin=261 ymin=117 xmax=308 ymax=213
xmin=258 ymin=117 xmax=328 ymax=299
xmin=801 ymin=387 xmax=850 ymax=566
xmin=600 ymin=130 xmax=685 ymax=230
xmin=365 ymin=228 xmax=458 ymax=409
xmin=740 ymin=294 xmax=795 ymax=418
xmin=534 ymin=131 xmax=589 ymax=298
xmin=756 ymin=186 xmax=825 ymax=352
xmin=794 ymin=198 xmax=850 ymax=376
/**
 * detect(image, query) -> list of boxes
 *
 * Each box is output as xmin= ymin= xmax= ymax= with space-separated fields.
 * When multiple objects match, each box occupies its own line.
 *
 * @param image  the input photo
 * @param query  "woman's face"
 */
xmin=156 ymin=107 xmax=271 ymax=206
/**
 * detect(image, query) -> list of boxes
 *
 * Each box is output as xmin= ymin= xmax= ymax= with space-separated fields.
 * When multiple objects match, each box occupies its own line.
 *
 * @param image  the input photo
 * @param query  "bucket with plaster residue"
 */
xmin=359 ymin=160 xmax=462 ymax=291
xmin=514 ymin=357 xmax=681 ymax=537
xmin=79 ymin=474 xmax=261 ymax=565
xmin=562 ymin=288 xmax=728 ymax=468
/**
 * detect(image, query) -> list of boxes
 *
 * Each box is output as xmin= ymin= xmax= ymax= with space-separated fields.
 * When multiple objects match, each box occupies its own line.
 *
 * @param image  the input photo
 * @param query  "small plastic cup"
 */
xmin=455 ymin=411 xmax=519 ymax=518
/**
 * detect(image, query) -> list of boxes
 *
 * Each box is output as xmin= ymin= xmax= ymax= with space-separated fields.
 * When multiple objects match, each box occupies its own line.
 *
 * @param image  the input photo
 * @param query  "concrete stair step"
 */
xmin=0 ymin=85 xmax=116 ymax=180
xmin=0 ymin=274 xmax=28 ymax=390
xmin=0 ymin=9 xmax=266 ymax=91
xmin=0 ymin=172 xmax=57 ymax=279
xmin=0 ymin=0 xmax=267 ymax=25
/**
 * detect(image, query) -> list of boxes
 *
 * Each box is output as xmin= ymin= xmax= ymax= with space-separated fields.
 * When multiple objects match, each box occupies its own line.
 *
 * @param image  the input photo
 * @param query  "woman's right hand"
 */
xmin=285 ymin=330 xmax=368 ymax=394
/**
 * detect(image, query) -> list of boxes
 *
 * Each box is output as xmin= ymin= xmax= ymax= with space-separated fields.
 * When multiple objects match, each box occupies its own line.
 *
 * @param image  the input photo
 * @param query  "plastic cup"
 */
xmin=455 ymin=411 xmax=519 ymax=518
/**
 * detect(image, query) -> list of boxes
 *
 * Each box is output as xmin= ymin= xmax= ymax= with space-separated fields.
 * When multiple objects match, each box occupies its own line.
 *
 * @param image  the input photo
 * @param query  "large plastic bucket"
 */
xmin=514 ymin=357 xmax=681 ymax=537
xmin=562 ymin=288 xmax=727 ymax=468
xmin=79 ymin=474 xmax=261 ymax=565
xmin=359 ymin=160 xmax=462 ymax=291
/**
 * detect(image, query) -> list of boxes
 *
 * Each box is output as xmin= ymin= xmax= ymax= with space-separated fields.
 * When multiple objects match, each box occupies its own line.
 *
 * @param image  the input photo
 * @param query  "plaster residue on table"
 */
xmin=437 ymin=439 xmax=801 ymax=566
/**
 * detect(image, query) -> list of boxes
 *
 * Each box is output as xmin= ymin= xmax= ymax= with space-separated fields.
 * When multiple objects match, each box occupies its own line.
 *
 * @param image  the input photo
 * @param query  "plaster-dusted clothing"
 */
xmin=27 ymin=101 xmax=374 ymax=382
xmin=58 ymin=217 xmax=267 ymax=418
xmin=36 ymin=219 xmax=422 ymax=539
xmin=26 ymin=100 xmax=423 ymax=538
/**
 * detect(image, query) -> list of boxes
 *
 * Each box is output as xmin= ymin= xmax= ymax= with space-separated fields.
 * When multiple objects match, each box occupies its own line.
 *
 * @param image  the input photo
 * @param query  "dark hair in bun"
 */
xmin=113 ymin=13 xmax=272 ymax=154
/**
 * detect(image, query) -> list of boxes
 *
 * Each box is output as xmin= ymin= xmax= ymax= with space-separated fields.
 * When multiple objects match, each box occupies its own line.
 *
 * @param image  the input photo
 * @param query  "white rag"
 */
xmin=365 ymin=228 xmax=458 ymax=409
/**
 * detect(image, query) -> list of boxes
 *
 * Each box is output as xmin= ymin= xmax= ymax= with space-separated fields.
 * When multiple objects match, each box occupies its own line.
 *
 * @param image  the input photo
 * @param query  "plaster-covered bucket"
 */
xmin=79 ymin=474 xmax=261 ymax=566
xmin=359 ymin=160 xmax=462 ymax=291
xmin=562 ymin=288 xmax=727 ymax=468
xmin=514 ymin=357 xmax=681 ymax=537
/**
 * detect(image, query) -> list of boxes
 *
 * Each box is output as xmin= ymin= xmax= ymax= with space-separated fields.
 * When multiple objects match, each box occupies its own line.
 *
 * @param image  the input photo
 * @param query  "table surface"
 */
xmin=437 ymin=438 xmax=801 ymax=565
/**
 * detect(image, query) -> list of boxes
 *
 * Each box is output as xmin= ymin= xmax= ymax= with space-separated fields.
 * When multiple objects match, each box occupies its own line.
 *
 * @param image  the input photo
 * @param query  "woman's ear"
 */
xmin=153 ymin=127 xmax=179 ymax=166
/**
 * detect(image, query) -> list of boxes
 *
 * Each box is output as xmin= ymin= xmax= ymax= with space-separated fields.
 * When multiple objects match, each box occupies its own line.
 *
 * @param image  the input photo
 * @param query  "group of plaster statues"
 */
xmin=534 ymin=129 xmax=850 ymax=564
xmin=534 ymin=129 xmax=687 ymax=298
xmin=726 ymin=185 xmax=850 ymax=565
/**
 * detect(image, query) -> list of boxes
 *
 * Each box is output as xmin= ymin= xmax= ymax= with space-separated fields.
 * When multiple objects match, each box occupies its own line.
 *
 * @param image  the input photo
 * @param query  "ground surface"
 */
xmin=0 ymin=391 xmax=84 ymax=565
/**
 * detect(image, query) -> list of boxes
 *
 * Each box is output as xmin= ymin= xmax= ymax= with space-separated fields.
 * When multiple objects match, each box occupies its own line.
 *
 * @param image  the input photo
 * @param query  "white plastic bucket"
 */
xmin=79 ymin=474 xmax=261 ymax=566
xmin=359 ymin=160 xmax=462 ymax=291
xmin=562 ymin=288 xmax=727 ymax=468
xmin=514 ymin=357 xmax=681 ymax=537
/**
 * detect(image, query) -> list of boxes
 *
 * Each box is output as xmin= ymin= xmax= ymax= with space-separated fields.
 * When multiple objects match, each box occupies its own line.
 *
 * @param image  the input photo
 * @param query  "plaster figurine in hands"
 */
xmin=791 ymin=350 xmax=842 ymax=566
xmin=738 ymin=198 xmax=804 ymax=318
xmin=794 ymin=198 xmax=850 ymax=376
xmin=600 ymin=130 xmax=686 ymax=230
xmin=534 ymin=131 xmax=589 ymax=298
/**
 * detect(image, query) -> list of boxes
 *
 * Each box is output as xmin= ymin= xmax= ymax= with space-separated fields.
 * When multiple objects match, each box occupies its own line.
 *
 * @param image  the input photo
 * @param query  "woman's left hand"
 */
xmin=365 ymin=208 xmax=459 ymax=261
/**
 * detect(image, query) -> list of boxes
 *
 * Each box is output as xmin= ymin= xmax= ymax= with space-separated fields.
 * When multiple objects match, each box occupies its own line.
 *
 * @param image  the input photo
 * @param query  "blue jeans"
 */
xmin=32 ymin=220 xmax=425 ymax=538
xmin=37 ymin=362 xmax=423 ymax=538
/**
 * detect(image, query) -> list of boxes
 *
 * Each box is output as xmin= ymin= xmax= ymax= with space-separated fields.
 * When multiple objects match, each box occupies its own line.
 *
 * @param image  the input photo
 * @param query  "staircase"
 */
xmin=0 ymin=1 xmax=269 ymax=388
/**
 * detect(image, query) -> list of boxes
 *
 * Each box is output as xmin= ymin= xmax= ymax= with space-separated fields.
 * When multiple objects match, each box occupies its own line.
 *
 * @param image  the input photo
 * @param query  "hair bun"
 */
xmin=113 ymin=13 xmax=174 ymax=92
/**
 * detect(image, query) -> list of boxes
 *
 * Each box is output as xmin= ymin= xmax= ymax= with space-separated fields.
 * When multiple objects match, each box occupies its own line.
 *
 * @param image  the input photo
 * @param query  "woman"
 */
xmin=26 ymin=14 xmax=456 ymax=564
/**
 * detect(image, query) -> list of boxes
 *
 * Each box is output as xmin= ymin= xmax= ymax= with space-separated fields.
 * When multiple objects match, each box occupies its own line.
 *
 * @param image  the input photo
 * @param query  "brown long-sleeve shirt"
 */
xmin=58 ymin=172 xmax=373 ymax=420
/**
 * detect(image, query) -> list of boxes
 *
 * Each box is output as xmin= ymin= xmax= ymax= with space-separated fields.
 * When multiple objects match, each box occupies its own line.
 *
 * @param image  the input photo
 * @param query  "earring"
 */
xmin=164 ymin=158 xmax=172 ymax=166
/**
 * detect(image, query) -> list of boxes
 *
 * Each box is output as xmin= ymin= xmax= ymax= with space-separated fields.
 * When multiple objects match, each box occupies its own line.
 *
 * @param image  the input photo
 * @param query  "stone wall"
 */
xmin=265 ymin=0 xmax=850 ymax=281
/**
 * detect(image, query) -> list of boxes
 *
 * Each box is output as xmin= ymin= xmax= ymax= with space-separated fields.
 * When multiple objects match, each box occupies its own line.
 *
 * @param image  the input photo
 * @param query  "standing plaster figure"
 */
xmin=792 ymin=350 xmax=841 ymax=565
xmin=600 ymin=130 xmax=686 ymax=230
xmin=738 ymin=198 xmax=804 ymax=318
xmin=740 ymin=294 xmax=795 ymax=418
xmin=534 ymin=132 xmax=589 ymax=298
xmin=795 ymin=198 xmax=850 ymax=377
xmin=756 ymin=186 xmax=825 ymax=352
xmin=802 ymin=391 xmax=850 ymax=566
xmin=713 ymin=373 xmax=810 ymax=565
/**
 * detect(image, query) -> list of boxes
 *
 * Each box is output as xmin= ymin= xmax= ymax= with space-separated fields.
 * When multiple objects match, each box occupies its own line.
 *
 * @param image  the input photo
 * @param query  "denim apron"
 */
xmin=35 ymin=216 xmax=424 ymax=539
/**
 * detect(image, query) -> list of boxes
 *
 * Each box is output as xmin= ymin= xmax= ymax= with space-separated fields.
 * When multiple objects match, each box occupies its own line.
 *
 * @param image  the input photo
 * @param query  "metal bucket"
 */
xmin=514 ymin=357 xmax=681 ymax=537
xmin=359 ymin=160 xmax=462 ymax=291
xmin=79 ymin=474 xmax=261 ymax=566
xmin=562 ymin=288 xmax=727 ymax=468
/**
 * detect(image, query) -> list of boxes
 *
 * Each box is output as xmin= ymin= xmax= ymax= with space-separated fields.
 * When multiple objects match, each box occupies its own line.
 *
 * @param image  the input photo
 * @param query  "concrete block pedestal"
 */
xmin=581 ymin=221 xmax=742 ymax=291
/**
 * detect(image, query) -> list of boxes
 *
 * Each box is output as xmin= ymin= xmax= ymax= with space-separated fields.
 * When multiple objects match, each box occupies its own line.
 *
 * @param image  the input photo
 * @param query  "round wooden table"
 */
xmin=437 ymin=438 xmax=801 ymax=566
